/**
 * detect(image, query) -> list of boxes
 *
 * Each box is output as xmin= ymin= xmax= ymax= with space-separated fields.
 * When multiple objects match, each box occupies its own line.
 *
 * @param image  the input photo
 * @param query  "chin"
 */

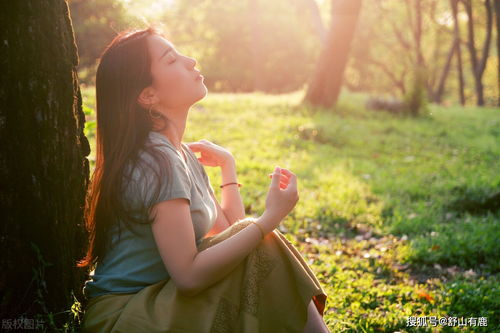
xmin=194 ymin=84 xmax=208 ymax=101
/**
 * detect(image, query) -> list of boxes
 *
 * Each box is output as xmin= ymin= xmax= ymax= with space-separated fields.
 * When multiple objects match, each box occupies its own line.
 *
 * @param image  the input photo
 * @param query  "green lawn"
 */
xmin=81 ymin=86 xmax=500 ymax=332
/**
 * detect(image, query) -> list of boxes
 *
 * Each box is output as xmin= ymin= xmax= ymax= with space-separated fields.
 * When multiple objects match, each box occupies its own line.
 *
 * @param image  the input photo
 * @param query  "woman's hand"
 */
xmin=268 ymin=169 xmax=292 ymax=189
xmin=185 ymin=139 xmax=234 ymax=168
xmin=262 ymin=166 xmax=299 ymax=226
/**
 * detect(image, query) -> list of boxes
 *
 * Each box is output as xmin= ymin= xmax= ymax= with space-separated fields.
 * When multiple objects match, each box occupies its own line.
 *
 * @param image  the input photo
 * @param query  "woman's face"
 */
xmin=146 ymin=34 xmax=207 ymax=109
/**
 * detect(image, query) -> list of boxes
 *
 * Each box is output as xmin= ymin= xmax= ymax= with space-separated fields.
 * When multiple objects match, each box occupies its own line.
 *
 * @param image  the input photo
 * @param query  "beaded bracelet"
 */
xmin=220 ymin=182 xmax=242 ymax=188
xmin=249 ymin=221 xmax=266 ymax=239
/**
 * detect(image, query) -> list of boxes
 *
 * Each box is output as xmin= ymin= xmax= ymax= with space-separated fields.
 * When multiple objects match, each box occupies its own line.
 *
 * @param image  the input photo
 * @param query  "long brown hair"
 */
xmin=76 ymin=26 xmax=176 ymax=270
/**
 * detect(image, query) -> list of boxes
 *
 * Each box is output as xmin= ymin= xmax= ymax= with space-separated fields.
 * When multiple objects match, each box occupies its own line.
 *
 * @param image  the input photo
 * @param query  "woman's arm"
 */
xmin=218 ymin=159 xmax=245 ymax=224
xmin=186 ymin=140 xmax=244 ymax=225
xmin=150 ymin=198 xmax=276 ymax=297
xmin=202 ymin=159 xmax=245 ymax=237
xmin=204 ymin=193 xmax=231 ymax=237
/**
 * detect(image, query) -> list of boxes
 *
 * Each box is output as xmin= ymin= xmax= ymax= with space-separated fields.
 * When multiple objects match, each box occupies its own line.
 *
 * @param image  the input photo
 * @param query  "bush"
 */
xmin=365 ymin=96 xmax=407 ymax=114
xmin=403 ymin=68 xmax=429 ymax=117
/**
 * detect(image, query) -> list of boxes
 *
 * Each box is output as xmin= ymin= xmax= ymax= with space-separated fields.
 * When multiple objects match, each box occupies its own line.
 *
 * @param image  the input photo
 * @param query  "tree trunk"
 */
xmin=434 ymin=41 xmax=457 ymax=103
xmin=413 ymin=0 xmax=425 ymax=67
xmin=0 ymin=0 xmax=90 ymax=330
xmin=462 ymin=0 xmax=493 ymax=106
xmin=494 ymin=0 xmax=500 ymax=106
xmin=303 ymin=0 xmax=363 ymax=109
xmin=451 ymin=0 xmax=466 ymax=105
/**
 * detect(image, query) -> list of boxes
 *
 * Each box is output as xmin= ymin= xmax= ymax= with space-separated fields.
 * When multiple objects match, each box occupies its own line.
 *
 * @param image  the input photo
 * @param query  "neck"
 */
xmin=155 ymin=106 xmax=189 ymax=151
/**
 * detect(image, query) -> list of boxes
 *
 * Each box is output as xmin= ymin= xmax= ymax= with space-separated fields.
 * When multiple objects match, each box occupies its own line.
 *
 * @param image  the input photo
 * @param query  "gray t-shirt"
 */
xmin=82 ymin=131 xmax=218 ymax=299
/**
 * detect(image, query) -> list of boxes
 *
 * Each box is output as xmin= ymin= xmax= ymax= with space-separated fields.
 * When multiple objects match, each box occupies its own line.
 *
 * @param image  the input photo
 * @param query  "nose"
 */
xmin=186 ymin=55 xmax=197 ymax=69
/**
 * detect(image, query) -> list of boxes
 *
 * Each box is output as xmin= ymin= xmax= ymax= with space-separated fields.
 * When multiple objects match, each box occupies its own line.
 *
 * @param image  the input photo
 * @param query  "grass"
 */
xmin=76 ymin=86 xmax=499 ymax=332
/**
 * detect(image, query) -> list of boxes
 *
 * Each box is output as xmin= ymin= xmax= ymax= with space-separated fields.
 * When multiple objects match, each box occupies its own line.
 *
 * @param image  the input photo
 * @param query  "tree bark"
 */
xmin=303 ymin=0 xmax=363 ymax=108
xmin=461 ymin=0 xmax=493 ymax=106
xmin=0 ymin=0 xmax=90 ymax=329
xmin=413 ymin=0 xmax=425 ymax=67
xmin=434 ymin=40 xmax=457 ymax=103
xmin=494 ymin=0 xmax=500 ymax=106
xmin=451 ymin=0 xmax=466 ymax=105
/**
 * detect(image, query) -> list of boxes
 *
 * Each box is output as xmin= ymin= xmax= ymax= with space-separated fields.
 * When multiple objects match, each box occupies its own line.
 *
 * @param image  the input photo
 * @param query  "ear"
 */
xmin=137 ymin=86 xmax=158 ymax=109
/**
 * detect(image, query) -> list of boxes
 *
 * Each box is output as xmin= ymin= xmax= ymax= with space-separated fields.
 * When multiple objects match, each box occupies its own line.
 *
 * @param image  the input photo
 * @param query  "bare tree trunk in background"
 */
xmin=0 ymin=0 xmax=90 ymax=329
xmin=434 ymin=41 xmax=457 ymax=103
xmin=402 ymin=0 xmax=426 ymax=69
xmin=451 ymin=0 xmax=466 ymax=105
xmin=408 ymin=0 xmax=433 ymax=103
xmin=494 ymin=0 xmax=500 ymax=106
xmin=304 ymin=0 xmax=362 ymax=108
xmin=413 ymin=0 xmax=425 ymax=68
xmin=461 ymin=0 xmax=493 ymax=106
xmin=427 ymin=0 xmax=461 ymax=103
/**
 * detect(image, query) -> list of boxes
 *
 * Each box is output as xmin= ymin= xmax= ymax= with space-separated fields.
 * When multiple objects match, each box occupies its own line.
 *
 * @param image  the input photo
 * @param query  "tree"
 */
xmin=0 ymin=0 xmax=90 ymax=330
xmin=303 ymin=0 xmax=363 ymax=108
xmin=460 ymin=0 xmax=493 ymax=106
xmin=451 ymin=0 xmax=466 ymax=105
xmin=494 ymin=0 xmax=500 ymax=106
xmin=347 ymin=0 xmax=497 ymax=106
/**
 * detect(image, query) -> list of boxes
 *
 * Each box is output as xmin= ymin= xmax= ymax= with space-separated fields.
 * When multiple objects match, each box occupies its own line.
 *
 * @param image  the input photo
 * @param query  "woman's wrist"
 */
xmin=220 ymin=155 xmax=235 ymax=170
xmin=255 ymin=212 xmax=278 ymax=235
xmin=220 ymin=160 xmax=238 ymax=185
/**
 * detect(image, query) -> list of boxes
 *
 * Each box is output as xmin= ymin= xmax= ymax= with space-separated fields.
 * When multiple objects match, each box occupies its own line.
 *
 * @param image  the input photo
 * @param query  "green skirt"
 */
xmin=81 ymin=218 xmax=328 ymax=333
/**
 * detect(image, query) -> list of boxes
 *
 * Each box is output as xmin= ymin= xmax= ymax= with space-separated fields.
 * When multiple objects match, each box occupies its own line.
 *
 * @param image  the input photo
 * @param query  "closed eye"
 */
xmin=167 ymin=53 xmax=176 ymax=64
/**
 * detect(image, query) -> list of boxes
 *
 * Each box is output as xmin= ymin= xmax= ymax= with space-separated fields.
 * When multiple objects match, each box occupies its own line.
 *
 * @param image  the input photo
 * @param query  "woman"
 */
xmin=78 ymin=26 xmax=329 ymax=333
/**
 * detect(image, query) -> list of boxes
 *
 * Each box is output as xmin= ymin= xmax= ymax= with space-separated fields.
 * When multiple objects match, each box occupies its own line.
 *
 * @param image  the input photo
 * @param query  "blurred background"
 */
xmin=69 ymin=0 xmax=498 ymax=106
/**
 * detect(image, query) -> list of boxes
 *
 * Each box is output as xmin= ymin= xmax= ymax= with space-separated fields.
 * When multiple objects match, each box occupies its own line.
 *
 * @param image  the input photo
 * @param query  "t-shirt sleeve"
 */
xmin=124 ymin=147 xmax=192 ymax=214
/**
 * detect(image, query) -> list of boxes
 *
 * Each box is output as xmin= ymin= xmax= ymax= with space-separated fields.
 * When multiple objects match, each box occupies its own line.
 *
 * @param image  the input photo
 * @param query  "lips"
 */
xmin=196 ymin=73 xmax=204 ymax=80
